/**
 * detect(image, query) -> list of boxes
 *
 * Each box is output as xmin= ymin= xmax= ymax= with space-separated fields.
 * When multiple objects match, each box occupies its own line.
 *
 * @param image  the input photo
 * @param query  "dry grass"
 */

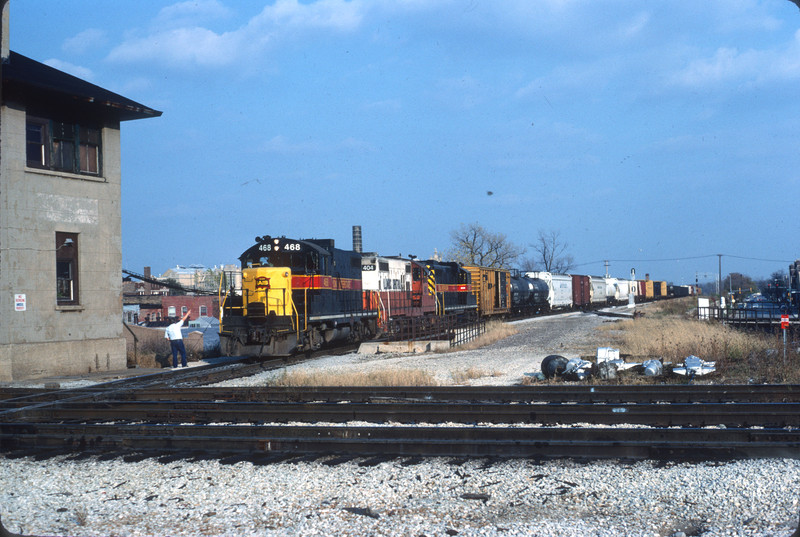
xmin=451 ymin=367 xmax=503 ymax=383
xmin=448 ymin=320 xmax=518 ymax=352
xmin=267 ymin=368 xmax=439 ymax=387
xmin=125 ymin=332 xmax=171 ymax=368
xmin=598 ymin=298 xmax=800 ymax=383
xmin=124 ymin=324 xmax=208 ymax=368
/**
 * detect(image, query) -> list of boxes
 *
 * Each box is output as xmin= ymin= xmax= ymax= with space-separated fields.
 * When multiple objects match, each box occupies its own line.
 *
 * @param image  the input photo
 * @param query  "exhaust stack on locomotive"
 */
xmin=353 ymin=225 xmax=362 ymax=254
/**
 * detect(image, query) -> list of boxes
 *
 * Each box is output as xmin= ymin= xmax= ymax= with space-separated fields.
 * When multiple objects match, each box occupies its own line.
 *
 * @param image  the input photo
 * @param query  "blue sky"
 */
xmin=10 ymin=0 xmax=800 ymax=285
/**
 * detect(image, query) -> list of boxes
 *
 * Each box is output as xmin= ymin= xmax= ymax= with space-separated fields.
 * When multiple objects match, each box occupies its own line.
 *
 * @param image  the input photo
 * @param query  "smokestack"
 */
xmin=352 ymin=225 xmax=362 ymax=253
xmin=144 ymin=266 xmax=152 ymax=293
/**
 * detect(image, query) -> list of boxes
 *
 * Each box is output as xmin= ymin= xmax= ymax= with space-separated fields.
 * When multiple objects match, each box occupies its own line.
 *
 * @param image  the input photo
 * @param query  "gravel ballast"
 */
xmin=2 ymin=309 xmax=799 ymax=536
xmin=2 ymin=455 xmax=798 ymax=536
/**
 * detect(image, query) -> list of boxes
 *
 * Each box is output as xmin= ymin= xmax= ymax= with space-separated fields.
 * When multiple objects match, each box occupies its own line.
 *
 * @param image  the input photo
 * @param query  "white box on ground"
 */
xmin=596 ymin=347 xmax=619 ymax=363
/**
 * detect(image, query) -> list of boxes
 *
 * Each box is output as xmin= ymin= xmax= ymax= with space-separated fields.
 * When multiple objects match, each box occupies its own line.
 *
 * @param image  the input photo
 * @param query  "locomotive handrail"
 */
xmin=218 ymin=272 xmax=226 ymax=329
xmin=378 ymin=292 xmax=387 ymax=327
xmin=266 ymin=290 xmax=285 ymax=316
xmin=299 ymin=289 xmax=305 ymax=334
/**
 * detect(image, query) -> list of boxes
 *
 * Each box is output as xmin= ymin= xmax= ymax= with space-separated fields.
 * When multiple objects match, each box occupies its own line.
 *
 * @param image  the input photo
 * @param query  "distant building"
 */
xmin=122 ymin=304 xmax=139 ymax=324
xmin=138 ymin=304 xmax=163 ymax=324
xmin=159 ymin=264 xmax=240 ymax=293
xmin=0 ymin=2 xmax=161 ymax=381
xmin=123 ymin=279 xmax=170 ymax=296
xmin=161 ymin=295 xmax=220 ymax=321
xmin=123 ymin=266 xmax=169 ymax=296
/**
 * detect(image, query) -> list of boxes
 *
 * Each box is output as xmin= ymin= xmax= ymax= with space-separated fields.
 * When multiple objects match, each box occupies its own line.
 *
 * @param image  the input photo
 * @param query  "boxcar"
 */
xmin=654 ymin=281 xmax=668 ymax=299
xmin=638 ymin=280 xmax=655 ymax=300
xmin=464 ymin=266 xmax=510 ymax=317
xmin=571 ymin=274 xmax=592 ymax=309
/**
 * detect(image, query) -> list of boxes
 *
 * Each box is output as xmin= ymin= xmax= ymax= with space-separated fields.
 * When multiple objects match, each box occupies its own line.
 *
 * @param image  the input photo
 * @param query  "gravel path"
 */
xmin=2 ymin=308 xmax=799 ymax=537
xmin=213 ymin=311 xmax=612 ymax=387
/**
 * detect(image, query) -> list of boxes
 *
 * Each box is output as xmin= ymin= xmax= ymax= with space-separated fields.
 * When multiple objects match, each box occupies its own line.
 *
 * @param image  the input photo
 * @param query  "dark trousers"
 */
xmin=170 ymin=339 xmax=187 ymax=367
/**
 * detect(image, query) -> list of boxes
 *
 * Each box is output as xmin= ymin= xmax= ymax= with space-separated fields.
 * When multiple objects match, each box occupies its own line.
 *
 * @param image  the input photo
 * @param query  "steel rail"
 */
xmin=0 ymin=358 xmax=294 ymax=418
xmin=88 ymin=384 xmax=800 ymax=404
xmin=2 ymin=422 xmax=799 ymax=460
xmin=7 ymin=401 xmax=800 ymax=428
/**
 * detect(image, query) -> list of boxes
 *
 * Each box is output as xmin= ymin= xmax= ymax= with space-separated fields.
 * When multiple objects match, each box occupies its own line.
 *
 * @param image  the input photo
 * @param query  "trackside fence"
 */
xmin=449 ymin=317 xmax=486 ymax=347
xmin=385 ymin=315 xmax=486 ymax=347
xmin=697 ymin=306 xmax=797 ymax=331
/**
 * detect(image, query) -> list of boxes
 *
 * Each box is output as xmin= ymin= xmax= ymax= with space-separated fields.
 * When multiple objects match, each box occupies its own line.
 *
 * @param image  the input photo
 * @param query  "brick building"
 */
xmin=161 ymin=296 xmax=220 ymax=322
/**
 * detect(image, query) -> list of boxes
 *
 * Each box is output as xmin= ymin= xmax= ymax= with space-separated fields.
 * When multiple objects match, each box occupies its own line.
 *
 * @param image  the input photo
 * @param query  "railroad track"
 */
xmin=91 ymin=384 xmax=800 ymax=403
xmin=2 ymin=422 xmax=798 ymax=461
xmin=2 ymin=382 xmax=800 ymax=461
xmin=0 ymin=355 xmax=303 ymax=411
xmin=6 ymin=382 xmax=797 ymax=407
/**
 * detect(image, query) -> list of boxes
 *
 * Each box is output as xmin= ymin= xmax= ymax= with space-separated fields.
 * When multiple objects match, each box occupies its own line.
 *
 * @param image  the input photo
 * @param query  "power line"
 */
xmin=573 ymin=254 xmax=793 ymax=268
xmin=572 ymin=254 xmax=717 ymax=268
xmin=723 ymin=254 xmax=794 ymax=264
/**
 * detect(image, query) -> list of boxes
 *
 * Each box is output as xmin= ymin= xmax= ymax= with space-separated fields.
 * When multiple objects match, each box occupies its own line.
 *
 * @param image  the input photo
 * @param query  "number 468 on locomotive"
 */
xmin=219 ymin=235 xmax=378 ymax=356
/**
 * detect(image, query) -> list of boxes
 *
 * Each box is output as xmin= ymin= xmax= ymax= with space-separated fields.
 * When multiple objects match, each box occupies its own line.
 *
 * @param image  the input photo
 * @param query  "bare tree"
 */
xmin=530 ymin=230 xmax=574 ymax=273
xmin=446 ymin=222 xmax=524 ymax=268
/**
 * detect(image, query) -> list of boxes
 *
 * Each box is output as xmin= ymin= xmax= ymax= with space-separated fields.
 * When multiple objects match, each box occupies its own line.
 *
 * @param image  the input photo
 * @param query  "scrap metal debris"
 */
xmin=672 ymin=355 xmax=716 ymax=377
xmin=538 ymin=348 xmax=715 ymax=381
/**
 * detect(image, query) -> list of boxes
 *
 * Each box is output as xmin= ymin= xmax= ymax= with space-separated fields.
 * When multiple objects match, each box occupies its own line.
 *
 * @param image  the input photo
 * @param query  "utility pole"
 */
xmin=717 ymin=254 xmax=722 ymax=296
xmin=604 ymin=260 xmax=609 ymax=278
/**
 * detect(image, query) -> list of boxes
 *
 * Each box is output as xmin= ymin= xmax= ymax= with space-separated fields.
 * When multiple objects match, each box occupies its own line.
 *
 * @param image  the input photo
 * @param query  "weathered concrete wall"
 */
xmin=0 ymin=337 xmax=126 ymax=381
xmin=0 ymin=97 xmax=126 ymax=381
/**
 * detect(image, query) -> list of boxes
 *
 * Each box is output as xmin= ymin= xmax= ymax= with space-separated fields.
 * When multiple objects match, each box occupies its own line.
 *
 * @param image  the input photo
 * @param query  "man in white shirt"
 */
xmin=165 ymin=311 xmax=191 ymax=368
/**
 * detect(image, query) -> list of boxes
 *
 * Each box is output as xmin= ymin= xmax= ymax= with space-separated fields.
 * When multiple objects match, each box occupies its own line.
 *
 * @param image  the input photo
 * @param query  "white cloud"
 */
xmin=107 ymin=0 xmax=368 ymax=69
xmin=674 ymin=47 xmax=751 ymax=86
xmin=62 ymin=29 xmax=107 ymax=55
xmin=251 ymin=0 xmax=364 ymax=32
xmin=107 ymin=27 xmax=242 ymax=68
xmin=617 ymin=12 xmax=650 ymax=41
xmin=42 ymin=59 xmax=94 ymax=82
xmin=670 ymin=30 xmax=800 ymax=88
xmin=153 ymin=0 xmax=233 ymax=28
xmin=515 ymin=58 xmax=620 ymax=100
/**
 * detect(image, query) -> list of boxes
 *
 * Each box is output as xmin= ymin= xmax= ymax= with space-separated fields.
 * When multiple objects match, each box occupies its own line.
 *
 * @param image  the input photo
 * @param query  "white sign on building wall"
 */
xmin=14 ymin=294 xmax=26 ymax=311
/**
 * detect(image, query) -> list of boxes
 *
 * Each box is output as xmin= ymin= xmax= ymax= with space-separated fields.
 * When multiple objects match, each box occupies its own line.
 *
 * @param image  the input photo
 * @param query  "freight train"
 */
xmin=219 ymin=233 xmax=696 ymax=356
